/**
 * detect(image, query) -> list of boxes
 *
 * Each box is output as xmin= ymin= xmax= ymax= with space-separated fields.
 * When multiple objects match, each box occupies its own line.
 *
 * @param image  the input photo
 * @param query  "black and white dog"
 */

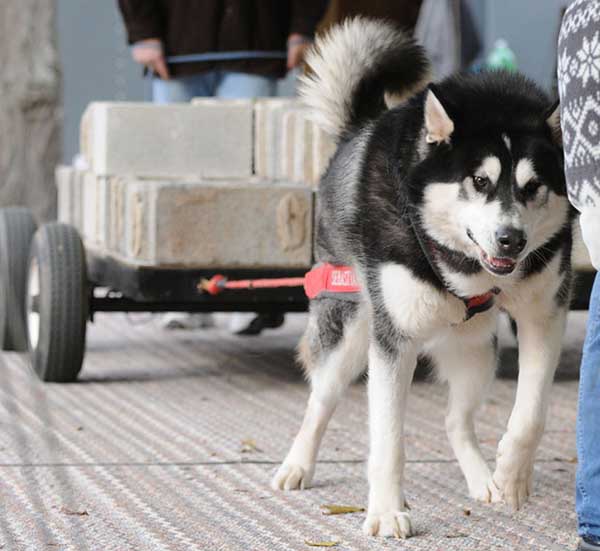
xmin=272 ymin=19 xmax=576 ymax=538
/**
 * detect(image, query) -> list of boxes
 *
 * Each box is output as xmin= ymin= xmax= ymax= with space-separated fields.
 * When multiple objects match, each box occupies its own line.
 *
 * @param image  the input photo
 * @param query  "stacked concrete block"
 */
xmin=280 ymin=109 xmax=318 ymax=185
xmin=150 ymin=180 xmax=312 ymax=268
xmin=254 ymin=99 xmax=337 ymax=187
xmin=56 ymin=166 xmax=313 ymax=269
xmin=310 ymin=122 xmax=337 ymax=187
xmin=56 ymin=165 xmax=77 ymax=226
xmin=55 ymin=98 xmax=350 ymax=270
xmin=254 ymin=98 xmax=297 ymax=180
xmin=80 ymin=100 xmax=254 ymax=179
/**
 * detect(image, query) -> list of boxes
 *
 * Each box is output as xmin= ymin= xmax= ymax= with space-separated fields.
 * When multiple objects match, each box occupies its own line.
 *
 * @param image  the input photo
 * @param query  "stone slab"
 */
xmin=80 ymin=100 xmax=254 ymax=179
xmin=57 ymin=167 xmax=313 ymax=269
xmin=253 ymin=99 xmax=297 ymax=181
xmin=310 ymin=122 xmax=337 ymax=187
xmin=150 ymin=180 xmax=313 ymax=268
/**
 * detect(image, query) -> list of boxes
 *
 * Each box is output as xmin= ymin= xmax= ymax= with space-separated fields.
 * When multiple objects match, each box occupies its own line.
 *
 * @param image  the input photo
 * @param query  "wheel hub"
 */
xmin=27 ymin=258 xmax=41 ymax=350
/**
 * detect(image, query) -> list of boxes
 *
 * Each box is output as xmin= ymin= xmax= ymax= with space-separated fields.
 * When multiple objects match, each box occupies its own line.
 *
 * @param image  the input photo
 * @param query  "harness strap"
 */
xmin=304 ymin=264 xmax=360 ymax=299
xmin=408 ymin=212 xmax=499 ymax=319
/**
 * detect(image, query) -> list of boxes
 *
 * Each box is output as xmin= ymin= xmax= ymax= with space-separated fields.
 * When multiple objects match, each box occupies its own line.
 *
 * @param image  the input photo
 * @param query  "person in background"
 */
xmin=117 ymin=1 xmax=327 ymax=334
xmin=118 ymin=1 xmax=327 ymax=103
xmin=557 ymin=1 xmax=600 ymax=550
xmin=319 ymin=0 xmax=481 ymax=79
xmin=318 ymin=0 xmax=422 ymax=31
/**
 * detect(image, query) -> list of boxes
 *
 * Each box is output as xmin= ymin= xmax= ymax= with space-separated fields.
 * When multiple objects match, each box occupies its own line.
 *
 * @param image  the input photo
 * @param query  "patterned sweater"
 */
xmin=558 ymin=0 xmax=600 ymax=268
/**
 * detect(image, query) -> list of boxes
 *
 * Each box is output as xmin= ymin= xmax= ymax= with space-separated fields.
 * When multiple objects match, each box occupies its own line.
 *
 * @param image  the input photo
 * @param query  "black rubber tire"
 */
xmin=27 ymin=223 xmax=88 ymax=382
xmin=0 ymin=207 xmax=37 ymax=351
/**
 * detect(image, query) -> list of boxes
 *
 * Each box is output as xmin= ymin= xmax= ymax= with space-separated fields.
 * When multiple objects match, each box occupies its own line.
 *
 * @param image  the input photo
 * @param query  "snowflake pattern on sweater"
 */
xmin=559 ymin=0 xmax=600 ymax=210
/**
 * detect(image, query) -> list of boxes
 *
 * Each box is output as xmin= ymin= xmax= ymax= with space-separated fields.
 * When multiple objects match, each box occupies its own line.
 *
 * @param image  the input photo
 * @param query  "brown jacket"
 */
xmin=118 ymin=0 xmax=328 ymax=78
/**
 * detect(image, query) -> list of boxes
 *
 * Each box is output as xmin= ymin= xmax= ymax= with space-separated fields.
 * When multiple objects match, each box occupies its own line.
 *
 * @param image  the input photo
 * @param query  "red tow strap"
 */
xmin=199 ymin=264 xmax=498 ymax=320
xmin=303 ymin=264 xmax=360 ymax=298
xmin=198 ymin=264 xmax=359 ymax=298
xmin=199 ymin=274 xmax=306 ymax=295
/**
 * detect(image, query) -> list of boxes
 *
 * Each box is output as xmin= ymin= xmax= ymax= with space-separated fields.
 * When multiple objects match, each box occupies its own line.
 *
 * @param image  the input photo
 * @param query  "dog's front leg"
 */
xmin=493 ymin=306 xmax=568 ymax=510
xmin=363 ymin=338 xmax=417 ymax=538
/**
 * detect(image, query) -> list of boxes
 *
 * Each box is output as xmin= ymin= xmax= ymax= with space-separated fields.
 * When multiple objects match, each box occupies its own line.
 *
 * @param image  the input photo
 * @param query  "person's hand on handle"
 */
xmin=131 ymin=38 xmax=170 ymax=80
xmin=287 ymin=33 xmax=312 ymax=70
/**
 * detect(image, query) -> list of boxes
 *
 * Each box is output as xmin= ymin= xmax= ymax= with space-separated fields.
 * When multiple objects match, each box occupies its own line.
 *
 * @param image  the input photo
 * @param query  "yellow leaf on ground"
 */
xmin=240 ymin=439 xmax=262 ymax=453
xmin=304 ymin=540 xmax=340 ymax=547
xmin=321 ymin=504 xmax=365 ymax=515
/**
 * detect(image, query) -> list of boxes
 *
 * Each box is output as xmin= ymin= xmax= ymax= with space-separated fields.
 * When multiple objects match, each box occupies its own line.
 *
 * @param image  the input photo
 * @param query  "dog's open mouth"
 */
xmin=479 ymin=250 xmax=517 ymax=275
xmin=467 ymin=230 xmax=517 ymax=276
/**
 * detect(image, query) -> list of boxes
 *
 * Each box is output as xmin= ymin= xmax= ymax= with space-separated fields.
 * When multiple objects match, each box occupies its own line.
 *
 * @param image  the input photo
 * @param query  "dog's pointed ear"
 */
xmin=424 ymin=85 xmax=454 ymax=144
xmin=545 ymin=100 xmax=562 ymax=145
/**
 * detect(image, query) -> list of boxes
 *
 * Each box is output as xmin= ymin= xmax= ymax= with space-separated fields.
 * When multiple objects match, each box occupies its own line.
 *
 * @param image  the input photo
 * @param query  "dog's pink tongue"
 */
xmin=490 ymin=257 xmax=515 ymax=267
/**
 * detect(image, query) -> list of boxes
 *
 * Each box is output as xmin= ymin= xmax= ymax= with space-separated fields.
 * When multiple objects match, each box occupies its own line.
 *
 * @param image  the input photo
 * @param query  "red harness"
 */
xmin=304 ymin=264 xmax=361 ymax=299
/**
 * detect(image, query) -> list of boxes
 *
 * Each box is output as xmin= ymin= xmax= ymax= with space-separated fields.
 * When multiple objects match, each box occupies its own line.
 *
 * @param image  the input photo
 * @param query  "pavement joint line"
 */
xmin=0 ymin=458 xmax=575 ymax=468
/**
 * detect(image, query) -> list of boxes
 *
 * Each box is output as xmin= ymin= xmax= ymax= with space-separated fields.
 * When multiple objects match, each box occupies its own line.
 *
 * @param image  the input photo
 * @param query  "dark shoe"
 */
xmin=579 ymin=536 xmax=600 ymax=550
xmin=236 ymin=313 xmax=285 ymax=336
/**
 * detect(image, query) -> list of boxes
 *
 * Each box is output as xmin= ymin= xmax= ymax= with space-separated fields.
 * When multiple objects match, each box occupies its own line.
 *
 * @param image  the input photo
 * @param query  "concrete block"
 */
xmin=100 ymin=178 xmax=314 ymax=268
xmin=150 ymin=180 xmax=313 ymax=268
xmin=80 ymin=172 xmax=109 ymax=247
xmin=254 ymin=99 xmax=297 ymax=180
xmin=59 ymin=170 xmax=314 ymax=269
xmin=280 ymin=109 xmax=298 ymax=181
xmin=310 ymin=123 xmax=337 ymax=188
xmin=55 ymin=165 xmax=74 ymax=224
xmin=61 ymin=168 xmax=84 ymax=234
xmin=108 ymin=176 xmax=127 ymax=255
xmin=293 ymin=113 xmax=314 ymax=184
xmin=81 ymin=100 xmax=254 ymax=179
xmin=279 ymin=109 xmax=316 ymax=185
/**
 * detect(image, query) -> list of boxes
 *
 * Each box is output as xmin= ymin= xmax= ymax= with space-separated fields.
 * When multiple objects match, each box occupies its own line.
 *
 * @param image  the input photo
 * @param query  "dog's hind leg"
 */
xmin=272 ymin=300 xmax=368 ymax=491
xmin=362 ymin=336 xmax=417 ymax=539
xmin=430 ymin=315 xmax=502 ymax=503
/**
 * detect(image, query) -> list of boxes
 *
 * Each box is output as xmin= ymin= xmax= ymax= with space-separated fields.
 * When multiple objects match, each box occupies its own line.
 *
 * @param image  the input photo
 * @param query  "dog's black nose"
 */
xmin=495 ymin=227 xmax=527 ymax=256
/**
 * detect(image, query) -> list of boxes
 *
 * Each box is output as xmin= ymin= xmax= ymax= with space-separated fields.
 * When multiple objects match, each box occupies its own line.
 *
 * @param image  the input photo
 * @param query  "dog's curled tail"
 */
xmin=299 ymin=17 xmax=431 ymax=140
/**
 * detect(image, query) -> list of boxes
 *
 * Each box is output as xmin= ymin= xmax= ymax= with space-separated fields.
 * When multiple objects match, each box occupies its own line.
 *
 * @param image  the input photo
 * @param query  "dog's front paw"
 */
xmin=492 ymin=464 xmax=533 ymax=510
xmin=493 ymin=437 xmax=535 ymax=510
xmin=468 ymin=476 xmax=502 ymax=504
xmin=362 ymin=511 xmax=413 ymax=539
xmin=271 ymin=462 xmax=314 ymax=491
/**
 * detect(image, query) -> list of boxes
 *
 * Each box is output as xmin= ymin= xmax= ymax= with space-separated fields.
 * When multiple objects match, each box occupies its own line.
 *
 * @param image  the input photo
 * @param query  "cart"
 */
xmin=0 ymin=206 xmax=309 ymax=382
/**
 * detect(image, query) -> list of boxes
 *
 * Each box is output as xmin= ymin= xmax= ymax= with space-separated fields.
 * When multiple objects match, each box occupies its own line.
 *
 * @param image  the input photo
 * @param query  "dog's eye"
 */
xmin=472 ymin=175 xmax=491 ymax=192
xmin=521 ymin=180 xmax=541 ymax=201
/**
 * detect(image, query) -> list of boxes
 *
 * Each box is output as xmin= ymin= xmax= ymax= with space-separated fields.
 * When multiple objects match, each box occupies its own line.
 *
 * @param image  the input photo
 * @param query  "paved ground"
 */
xmin=0 ymin=311 xmax=587 ymax=551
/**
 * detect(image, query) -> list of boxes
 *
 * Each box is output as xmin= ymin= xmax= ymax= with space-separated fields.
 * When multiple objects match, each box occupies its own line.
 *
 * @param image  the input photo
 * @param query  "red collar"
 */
xmin=304 ymin=263 xmax=498 ymax=321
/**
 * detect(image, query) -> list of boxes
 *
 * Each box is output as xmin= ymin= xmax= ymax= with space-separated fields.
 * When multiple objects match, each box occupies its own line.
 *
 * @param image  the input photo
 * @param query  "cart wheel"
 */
xmin=27 ymin=223 xmax=88 ymax=382
xmin=0 ymin=207 xmax=37 ymax=351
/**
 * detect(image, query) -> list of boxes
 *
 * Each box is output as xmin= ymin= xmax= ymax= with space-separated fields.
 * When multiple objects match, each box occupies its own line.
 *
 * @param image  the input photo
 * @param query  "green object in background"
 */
xmin=487 ymin=39 xmax=517 ymax=71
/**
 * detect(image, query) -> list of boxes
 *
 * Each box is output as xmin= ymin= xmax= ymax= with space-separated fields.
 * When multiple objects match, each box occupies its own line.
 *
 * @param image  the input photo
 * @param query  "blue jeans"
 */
xmin=577 ymin=273 xmax=600 ymax=543
xmin=152 ymin=71 xmax=278 ymax=103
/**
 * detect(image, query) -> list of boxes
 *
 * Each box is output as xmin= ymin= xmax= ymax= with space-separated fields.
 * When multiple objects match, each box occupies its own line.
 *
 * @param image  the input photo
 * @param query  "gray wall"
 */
xmin=57 ymin=0 xmax=148 ymax=164
xmin=471 ymin=0 xmax=569 ymax=92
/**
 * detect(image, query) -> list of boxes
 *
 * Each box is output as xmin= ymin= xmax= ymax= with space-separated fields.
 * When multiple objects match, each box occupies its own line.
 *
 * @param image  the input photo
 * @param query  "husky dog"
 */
xmin=272 ymin=18 xmax=576 ymax=538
